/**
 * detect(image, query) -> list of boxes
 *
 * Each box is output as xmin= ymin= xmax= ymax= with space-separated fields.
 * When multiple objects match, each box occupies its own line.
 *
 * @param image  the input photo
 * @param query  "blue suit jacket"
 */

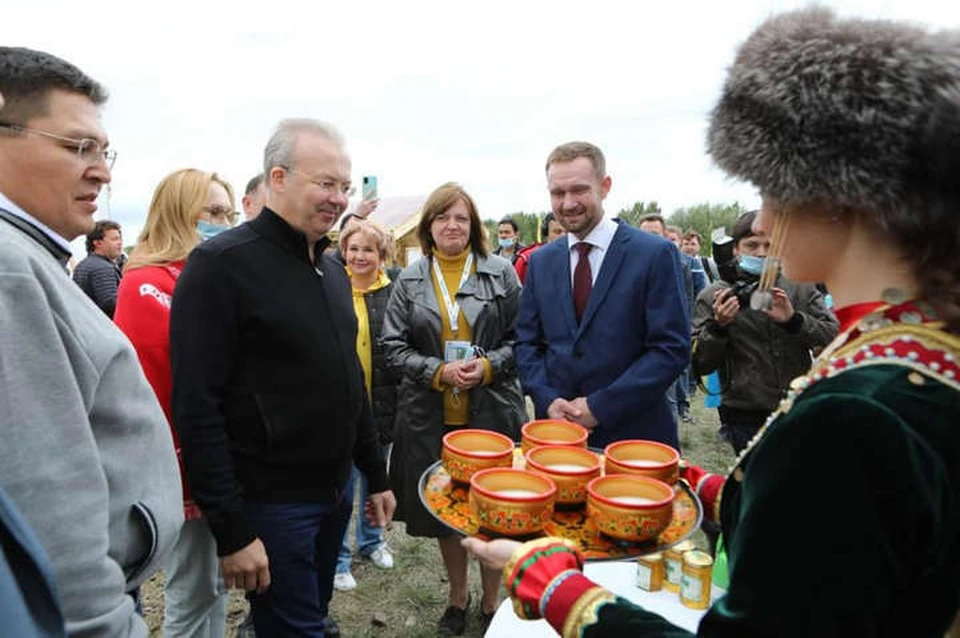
xmin=516 ymin=221 xmax=690 ymax=449
xmin=0 ymin=486 xmax=65 ymax=637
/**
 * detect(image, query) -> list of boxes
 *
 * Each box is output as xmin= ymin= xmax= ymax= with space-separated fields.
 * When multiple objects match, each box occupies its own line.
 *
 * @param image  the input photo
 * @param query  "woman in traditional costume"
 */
xmin=464 ymin=8 xmax=960 ymax=636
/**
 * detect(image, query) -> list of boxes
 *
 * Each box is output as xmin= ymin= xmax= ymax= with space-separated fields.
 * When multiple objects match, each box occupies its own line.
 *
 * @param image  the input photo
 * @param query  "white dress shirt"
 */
xmin=568 ymin=215 xmax=618 ymax=286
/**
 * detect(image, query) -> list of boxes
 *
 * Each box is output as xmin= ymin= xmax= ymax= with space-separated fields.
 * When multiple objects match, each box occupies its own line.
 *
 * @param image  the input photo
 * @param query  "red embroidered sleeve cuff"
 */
xmin=501 ymin=537 xmax=618 ymax=637
xmin=542 ymin=571 xmax=601 ymax=630
xmin=503 ymin=538 xmax=583 ymax=619
xmin=680 ymin=459 xmax=725 ymax=524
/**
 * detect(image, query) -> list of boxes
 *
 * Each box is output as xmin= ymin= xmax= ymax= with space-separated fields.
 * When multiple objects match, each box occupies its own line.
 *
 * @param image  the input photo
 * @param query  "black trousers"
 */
xmin=718 ymin=405 xmax=770 ymax=455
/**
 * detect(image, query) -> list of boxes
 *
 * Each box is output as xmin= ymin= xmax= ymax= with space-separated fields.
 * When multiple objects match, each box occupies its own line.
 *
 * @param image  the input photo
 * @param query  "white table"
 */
xmin=485 ymin=560 xmax=724 ymax=637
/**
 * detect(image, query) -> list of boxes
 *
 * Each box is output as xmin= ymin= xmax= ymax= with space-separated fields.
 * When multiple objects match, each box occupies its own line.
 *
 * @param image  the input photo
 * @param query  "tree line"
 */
xmin=483 ymin=202 xmax=748 ymax=256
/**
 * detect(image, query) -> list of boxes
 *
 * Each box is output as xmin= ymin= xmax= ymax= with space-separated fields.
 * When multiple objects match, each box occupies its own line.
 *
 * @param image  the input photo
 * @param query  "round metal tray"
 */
xmin=418 ymin=449 xmax=702 ymax=561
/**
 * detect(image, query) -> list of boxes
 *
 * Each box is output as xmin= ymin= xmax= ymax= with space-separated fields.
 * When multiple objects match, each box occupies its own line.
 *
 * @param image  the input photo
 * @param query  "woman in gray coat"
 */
xmin=382 ymin=182 xmax=525 ymax=636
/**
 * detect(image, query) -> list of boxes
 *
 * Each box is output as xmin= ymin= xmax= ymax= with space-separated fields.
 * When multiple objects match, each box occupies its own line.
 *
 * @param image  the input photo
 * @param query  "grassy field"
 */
xmin=143 ymin=399 xmax=734 ymax=637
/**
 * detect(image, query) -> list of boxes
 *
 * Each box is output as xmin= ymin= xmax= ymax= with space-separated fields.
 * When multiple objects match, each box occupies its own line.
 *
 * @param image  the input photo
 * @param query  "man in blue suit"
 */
xmin=516 ymin=141 xmax=690 ymax=449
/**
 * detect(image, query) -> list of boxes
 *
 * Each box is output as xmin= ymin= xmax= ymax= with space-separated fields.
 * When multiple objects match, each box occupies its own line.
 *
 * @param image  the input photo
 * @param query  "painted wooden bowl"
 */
xmin=469 ymin=468 xmax=557 ymax=537
xmin=441 ymin=429 xmax=514 ymax=484
xmin=525 ymin=445 xmax=602 ymax=506
xmin=603 ymin=440 xmax=680 ymax=484
xmin=520 ymin=419 xmax=589 ymax=454
xmin=586 ymin=474 xmax=675 ymax=543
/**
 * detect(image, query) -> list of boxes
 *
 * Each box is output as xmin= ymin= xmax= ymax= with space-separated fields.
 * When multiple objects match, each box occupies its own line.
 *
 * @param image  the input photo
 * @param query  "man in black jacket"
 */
xmin=171 ymin=118 xmax=395 ymax=637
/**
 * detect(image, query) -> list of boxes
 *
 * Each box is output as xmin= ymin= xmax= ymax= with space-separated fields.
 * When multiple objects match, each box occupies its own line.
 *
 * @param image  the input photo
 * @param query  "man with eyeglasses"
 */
xmin=0 ymin=47 xmax=182 ymax=636
xmin=171 ymin=118 xmax=395 ymax=637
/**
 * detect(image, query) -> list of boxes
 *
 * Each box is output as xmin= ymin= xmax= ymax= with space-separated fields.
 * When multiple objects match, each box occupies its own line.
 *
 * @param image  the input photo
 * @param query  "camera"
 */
xmin=712 ymin=233 xmax=759 ymax=309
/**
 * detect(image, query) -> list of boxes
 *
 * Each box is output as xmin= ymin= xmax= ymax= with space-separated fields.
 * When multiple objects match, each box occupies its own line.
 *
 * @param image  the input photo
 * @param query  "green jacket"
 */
xmin=571 ymin=303 xmax=960 ymax=636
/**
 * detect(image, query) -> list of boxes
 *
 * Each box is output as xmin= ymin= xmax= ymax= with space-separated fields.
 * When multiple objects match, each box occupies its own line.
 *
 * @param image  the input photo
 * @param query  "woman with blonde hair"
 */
xmin=383 ymin=182 xmax=526 ymax=635
xmin=114 ymin=168 xmax=236 ymax=637
xmin=333 ymin=219 xmax=399 ymax=590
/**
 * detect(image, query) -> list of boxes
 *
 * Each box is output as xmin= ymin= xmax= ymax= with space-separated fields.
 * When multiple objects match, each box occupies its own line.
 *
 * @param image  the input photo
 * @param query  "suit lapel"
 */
xmin=553 ymin=238 xmax=579 ymax=336
xmin=577 ymin=224 xmax=629 ymax=335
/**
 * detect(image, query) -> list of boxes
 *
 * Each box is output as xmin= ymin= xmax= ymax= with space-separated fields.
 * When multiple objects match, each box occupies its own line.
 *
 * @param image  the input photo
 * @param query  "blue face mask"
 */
xmin=738 ymin=254 xmax=766 ymax=277
xmin=498 ymin=237 xmax=516 ymax=249
xmin=197 ymin=220 xmax=228 ymax=241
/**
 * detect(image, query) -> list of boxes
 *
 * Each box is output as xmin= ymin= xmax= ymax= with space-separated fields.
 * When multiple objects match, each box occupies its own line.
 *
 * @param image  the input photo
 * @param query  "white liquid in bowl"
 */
xmin=470 ymin=450 xmax=506 ymax=457
xmin=544 ymin=463 xmax=590 ymax=472
xmin=618 ymin=458 xmax=663 ymax=468
xmin=607 ymin=495 xmax=658 ymax=506
xmin=495 ymin=489 xmax=540 ymax=498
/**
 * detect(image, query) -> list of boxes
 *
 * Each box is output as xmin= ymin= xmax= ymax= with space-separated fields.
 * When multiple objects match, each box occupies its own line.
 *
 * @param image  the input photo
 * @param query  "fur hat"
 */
xmin=707 ymin=8 xmax=960 ymax=216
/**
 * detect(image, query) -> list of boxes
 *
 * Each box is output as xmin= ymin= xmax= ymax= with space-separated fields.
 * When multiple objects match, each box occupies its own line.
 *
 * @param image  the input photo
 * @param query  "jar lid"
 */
xmin=637 ymin=552 xmax=663 ymax=562
xmin=683 ymin=550 xmax=714 ymax=567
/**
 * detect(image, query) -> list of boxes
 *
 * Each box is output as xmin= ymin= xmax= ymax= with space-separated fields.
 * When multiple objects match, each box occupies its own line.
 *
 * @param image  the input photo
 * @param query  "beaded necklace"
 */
xmin=729 ymin=300 xmax=960 ymax=477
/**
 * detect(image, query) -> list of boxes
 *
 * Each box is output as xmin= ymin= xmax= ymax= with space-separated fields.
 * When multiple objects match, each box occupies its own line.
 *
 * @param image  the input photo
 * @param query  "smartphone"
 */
xmin=362 ymin=175 xmax=378 ymax=201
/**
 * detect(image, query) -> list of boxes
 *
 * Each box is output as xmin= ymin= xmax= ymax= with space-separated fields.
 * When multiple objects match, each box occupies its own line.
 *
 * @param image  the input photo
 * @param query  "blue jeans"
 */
xmin=245 ymin=497 xmax=352 ymax=637
xmin=665 ymin=379 xmax=680 ymax=425
xmin=675 ymin=367 xmax=691 ymax=416
xmin=336 ymin=464 xmax=385 ymax=574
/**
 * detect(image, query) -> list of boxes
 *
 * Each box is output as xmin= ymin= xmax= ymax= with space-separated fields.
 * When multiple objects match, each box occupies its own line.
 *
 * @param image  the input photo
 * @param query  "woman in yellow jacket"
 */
xmin=334 ymin=219 xmax=398 ymax=591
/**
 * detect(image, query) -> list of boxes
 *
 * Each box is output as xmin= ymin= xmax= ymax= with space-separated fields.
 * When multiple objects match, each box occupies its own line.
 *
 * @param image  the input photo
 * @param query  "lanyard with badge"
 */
xmin=433 ymin=252 xmax=475 ymax=397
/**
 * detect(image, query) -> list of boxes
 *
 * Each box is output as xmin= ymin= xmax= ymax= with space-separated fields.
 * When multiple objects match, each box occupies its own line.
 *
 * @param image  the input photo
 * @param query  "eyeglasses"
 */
xmin=202 ymin=206 xmax=239 ymax=225
xmin=0 ymin=121 xmax=117 ymax=169
xmin=281 ymin=166 xmax=355 ymax=197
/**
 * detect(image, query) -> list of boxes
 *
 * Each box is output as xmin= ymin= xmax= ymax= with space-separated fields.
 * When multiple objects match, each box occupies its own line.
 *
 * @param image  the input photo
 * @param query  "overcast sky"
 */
xmin=4 ymin=0 xmax=958 ymax=256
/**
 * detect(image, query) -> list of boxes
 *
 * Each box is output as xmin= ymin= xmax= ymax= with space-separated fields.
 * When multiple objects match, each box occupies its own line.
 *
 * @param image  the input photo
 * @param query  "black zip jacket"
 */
xmin=363 ymin=284 xmax=398 ymax=445
xmin=170 ymin=208 xmax=388 ymax=556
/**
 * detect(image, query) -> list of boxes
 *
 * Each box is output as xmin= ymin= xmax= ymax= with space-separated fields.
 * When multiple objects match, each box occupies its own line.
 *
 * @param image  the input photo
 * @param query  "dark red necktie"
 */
xmin=573 ymin=242 xmax=593 ymax=323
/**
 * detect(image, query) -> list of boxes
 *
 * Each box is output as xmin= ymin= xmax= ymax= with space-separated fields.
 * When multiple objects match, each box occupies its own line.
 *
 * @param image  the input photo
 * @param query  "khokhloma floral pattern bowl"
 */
xmin=520 ymin=419 xmax=588 ymax=455
xmin=469 ymin=468 xmax=557 ymax=537
xmin=441 ymin=429 xmax=514 ymax=484
xmin=603 ymin=439 xmax=680 ymax=484
xmin=525 ymin=445 xmax=601 ymax=506
xmin=586 ymin=474 xmax=674 ymax=543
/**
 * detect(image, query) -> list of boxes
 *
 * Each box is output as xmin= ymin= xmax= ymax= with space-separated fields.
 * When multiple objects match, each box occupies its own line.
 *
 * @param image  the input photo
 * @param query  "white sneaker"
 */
xmin=333 ymin=571 xmax=357 ymax=591
xmin=366 ymin=544 xmax=394 ymax=569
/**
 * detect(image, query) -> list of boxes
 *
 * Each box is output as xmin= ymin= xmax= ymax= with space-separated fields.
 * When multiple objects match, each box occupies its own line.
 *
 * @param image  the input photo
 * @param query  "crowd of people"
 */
xmin=1 ymin=6 xmax=959 ymax=638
